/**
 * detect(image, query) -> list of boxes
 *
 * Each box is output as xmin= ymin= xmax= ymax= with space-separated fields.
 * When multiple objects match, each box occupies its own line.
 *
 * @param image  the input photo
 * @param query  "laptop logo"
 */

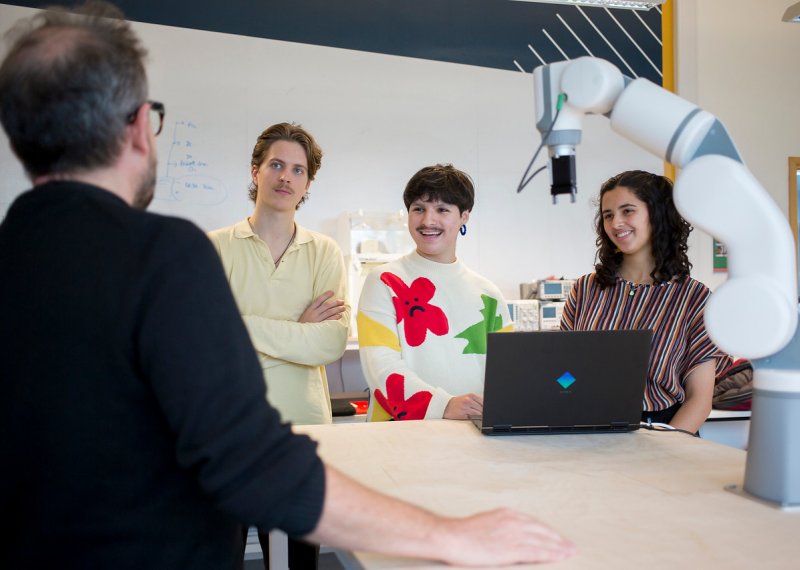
xmin=556 ymin=372 xmax=576 ymax=390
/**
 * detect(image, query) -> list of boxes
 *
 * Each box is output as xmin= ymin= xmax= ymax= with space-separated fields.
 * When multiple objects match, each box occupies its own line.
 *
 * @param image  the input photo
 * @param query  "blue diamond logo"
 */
xmin=556 ymin=372 xmax=576 ymax=390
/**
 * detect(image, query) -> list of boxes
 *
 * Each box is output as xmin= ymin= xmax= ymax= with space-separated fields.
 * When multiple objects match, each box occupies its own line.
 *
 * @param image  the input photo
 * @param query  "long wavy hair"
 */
xmin=594 ymin=170 xmax=692 ymax=287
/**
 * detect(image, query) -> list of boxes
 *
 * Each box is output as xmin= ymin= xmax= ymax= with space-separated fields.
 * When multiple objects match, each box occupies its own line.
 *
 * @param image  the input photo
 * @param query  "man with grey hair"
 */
xmin=0 ymin=3 xmax=574 ymax=569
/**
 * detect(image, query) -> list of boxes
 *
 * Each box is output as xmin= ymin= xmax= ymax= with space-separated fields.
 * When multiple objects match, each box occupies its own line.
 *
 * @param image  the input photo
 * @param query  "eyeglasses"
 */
xmin=126 ymin=100 xmax=165 ymax=137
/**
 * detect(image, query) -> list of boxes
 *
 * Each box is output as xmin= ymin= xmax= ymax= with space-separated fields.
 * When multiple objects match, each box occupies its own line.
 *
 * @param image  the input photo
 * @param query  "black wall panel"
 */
xmin=3 ymin=0 xmax=663 ymax=83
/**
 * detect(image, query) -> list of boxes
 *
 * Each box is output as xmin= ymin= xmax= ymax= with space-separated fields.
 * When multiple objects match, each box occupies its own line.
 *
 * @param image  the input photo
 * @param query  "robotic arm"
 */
xmin=533 ymin=57 xmax=800 ymax=507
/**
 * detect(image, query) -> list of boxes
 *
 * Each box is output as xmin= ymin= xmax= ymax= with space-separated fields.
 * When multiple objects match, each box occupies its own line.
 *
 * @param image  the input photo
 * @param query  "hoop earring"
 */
xmin=459 ymin=224 xmax=467 ymax=236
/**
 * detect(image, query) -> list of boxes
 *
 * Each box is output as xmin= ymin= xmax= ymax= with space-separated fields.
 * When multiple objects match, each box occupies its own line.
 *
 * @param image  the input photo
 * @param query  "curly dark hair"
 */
xmin=594 ymin=170 xmax=692 ymax=287
xmin=403 ymin=164 xmax=474 ymax=213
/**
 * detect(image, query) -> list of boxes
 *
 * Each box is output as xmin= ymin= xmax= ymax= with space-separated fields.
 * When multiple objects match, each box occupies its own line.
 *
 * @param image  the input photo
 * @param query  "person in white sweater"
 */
xmin=357 ymin=164 xmax=511 ymax=421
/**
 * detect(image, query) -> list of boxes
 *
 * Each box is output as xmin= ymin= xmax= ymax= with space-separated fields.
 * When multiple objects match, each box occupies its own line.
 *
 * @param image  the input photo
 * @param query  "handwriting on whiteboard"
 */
xmin=155 ymin=120 xmax=227 ymax=205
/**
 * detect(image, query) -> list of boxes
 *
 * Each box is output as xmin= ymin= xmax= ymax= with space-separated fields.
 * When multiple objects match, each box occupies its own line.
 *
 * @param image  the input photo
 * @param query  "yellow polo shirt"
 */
xmin=208 ymin=220 xmax=350 ymax=424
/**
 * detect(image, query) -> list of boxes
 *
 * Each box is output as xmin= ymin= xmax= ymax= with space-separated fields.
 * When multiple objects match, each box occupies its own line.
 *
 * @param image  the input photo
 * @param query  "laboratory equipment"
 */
xmin=508 ymin=299 xmax=540 ymax=331
xmin=338 ymin=210 xmax=414 ymax=336
xmin=539 ymin=301 xmax=565 ymax=331
xmin=535 ymin=279 xmax=575 ymax=301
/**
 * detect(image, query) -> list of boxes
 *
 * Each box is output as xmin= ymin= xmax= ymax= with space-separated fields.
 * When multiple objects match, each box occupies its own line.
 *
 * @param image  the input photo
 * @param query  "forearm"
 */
xmin=670 ymin=361 xmax=715 ymax=433
xmin=243 ymin=315 xmax=348 ymax=365
xmin=669 ymin=395 xmax=710 ymax=433
xmin=304 ymin=465 xmax=575 ymax=566
xmin=305 ymin=465 xmax=442 ymax=558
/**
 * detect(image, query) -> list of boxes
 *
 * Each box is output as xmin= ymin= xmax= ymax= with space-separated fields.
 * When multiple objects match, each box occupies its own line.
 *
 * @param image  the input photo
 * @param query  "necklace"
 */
xmin=273 ymin=224 xmax=297 ymax=266
xmin=621 ymin=277 xmax=649 ymax=297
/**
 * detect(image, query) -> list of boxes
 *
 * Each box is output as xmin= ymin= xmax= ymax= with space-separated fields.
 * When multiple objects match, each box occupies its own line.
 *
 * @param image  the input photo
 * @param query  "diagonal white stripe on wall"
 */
xmin=513 ymin=5 xmax=661 ymax=80
xmin=604 ymin=8 xmax=662 ymax=76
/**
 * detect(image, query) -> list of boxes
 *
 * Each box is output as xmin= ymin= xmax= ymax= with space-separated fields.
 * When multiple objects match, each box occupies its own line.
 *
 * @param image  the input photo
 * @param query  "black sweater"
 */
xmin=0 ymin=182 xmax=325 ymax=569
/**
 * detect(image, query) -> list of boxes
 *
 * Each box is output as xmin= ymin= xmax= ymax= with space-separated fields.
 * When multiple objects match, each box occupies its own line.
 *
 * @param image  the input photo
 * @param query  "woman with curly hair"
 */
xmin=560 ymin=170 xmax=731 ymax=433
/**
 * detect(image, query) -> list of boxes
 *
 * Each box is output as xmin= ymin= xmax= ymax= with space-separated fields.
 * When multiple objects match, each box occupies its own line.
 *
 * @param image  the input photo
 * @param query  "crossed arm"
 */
xmin=243 ymin=245 xmax=350 ymax=367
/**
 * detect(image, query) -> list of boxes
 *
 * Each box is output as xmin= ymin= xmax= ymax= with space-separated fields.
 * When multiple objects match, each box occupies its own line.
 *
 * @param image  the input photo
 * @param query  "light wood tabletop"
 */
xmin=294 ymin=419 xmax=799 ymax=569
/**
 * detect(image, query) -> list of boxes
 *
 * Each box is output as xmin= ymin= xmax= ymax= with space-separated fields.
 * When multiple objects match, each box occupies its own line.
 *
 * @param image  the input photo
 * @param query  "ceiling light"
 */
xmin=511 ymin=0 xmax=665 ymax=10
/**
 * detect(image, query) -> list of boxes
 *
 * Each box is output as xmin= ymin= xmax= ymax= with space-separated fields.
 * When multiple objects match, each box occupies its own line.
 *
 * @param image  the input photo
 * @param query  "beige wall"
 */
xmin=675 ymin=0 xmax=800 ymax=289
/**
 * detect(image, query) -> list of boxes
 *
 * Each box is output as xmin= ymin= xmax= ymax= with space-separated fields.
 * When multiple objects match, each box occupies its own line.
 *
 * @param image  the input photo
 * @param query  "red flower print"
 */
xmin=373 ymin=373 xmax=432 ymax=421
xmin=380 ymin=272 xmax=448 ymax=347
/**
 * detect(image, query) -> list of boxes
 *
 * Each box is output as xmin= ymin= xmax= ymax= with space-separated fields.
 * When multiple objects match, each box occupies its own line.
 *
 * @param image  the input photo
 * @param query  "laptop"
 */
xmin=473 ymin=329 xmax=652 ymax=435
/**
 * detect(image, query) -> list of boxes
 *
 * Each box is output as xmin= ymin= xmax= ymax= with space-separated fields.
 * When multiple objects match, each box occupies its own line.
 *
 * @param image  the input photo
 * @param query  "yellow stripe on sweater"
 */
xmin=357 ymin=312 xmax=401 ymax=352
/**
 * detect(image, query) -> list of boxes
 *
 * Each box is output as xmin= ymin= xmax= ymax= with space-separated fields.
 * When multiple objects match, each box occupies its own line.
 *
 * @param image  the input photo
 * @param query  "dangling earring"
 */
xmin=459 ymin=224 xmax=467 ymax=236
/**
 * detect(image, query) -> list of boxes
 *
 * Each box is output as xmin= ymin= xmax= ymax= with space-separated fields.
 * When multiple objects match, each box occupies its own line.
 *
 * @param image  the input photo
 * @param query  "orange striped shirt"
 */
xmin=560 ymin=273 xmax=731 ymax=411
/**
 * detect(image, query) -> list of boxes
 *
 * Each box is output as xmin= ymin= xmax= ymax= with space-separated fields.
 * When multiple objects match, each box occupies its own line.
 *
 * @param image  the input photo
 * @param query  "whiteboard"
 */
xmin=0 ymin=4 xmax=664 ymax=299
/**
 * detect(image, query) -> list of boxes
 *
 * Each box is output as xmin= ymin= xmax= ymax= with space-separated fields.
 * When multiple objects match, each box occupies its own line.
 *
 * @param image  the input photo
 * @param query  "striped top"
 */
xmin=560 ymin=273 xmax=731 ymax=411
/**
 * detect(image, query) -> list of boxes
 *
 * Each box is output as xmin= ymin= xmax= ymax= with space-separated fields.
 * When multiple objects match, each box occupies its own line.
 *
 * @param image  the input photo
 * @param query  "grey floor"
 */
xmin=243 ymin=526 xmax=347 ymax=570
xmin=243 ymin=553 xmax=345 ymax=570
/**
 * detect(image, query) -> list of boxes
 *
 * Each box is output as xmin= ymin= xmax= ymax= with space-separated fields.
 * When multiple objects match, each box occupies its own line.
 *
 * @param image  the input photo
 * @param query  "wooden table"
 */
xmin=294 ymin=420 xmax=799 ymax=569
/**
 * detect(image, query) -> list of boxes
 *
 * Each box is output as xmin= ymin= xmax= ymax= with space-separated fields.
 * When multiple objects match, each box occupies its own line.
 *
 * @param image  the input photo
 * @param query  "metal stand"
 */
xmin=743 ymin=315 xmax=800 ymax=509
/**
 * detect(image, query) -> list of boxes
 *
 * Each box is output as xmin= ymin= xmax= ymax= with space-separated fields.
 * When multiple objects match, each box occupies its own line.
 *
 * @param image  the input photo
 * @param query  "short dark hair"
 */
xmin=0 ymin=1 xmax=149 ymax=179
xmin=403 ymin=164 xmax=475 ymax=213
xmin=594 ymin=170 xmax=692 ymax=287
xmin=248 ymin=122 xmax=323 ymax=207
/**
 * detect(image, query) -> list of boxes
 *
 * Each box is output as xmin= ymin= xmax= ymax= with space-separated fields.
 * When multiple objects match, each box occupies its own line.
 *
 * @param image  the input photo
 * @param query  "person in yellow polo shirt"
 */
xmin=209 ymin=122 xmax=349 ymax=568
xmin=208 ymin=123 xmax=349 ymax=426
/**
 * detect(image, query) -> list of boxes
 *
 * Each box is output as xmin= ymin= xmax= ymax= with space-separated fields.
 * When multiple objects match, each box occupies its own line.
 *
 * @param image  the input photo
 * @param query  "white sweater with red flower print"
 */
xmin=356 ymin=251 xmax=511 ymax=421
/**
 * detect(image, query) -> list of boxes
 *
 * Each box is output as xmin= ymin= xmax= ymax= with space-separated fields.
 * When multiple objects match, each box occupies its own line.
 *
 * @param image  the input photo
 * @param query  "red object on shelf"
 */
xmin=350 ymin=400 xmax=369 ymax=414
